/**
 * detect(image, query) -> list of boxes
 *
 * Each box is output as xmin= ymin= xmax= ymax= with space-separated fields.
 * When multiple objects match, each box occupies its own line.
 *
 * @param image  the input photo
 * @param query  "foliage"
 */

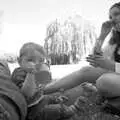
xmin=44 ymin=15 xmax=97 ymax=64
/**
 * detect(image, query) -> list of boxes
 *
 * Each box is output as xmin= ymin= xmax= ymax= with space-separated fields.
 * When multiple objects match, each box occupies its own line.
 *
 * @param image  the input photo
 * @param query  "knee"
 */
xmin=96 ymin=73 xmax=114 ymax=92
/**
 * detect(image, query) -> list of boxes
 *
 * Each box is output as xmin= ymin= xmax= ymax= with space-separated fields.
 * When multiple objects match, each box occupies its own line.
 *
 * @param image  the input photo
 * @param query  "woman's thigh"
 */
xmin=96 ymin=73 xmax=120 ymax=97
xmin=60 ymin=65 xmax=109 ymax=88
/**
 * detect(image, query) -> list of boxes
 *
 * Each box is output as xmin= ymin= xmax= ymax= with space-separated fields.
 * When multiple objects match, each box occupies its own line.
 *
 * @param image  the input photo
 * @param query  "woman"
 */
xmin=44 ymin=2 xmax=120 ymax=99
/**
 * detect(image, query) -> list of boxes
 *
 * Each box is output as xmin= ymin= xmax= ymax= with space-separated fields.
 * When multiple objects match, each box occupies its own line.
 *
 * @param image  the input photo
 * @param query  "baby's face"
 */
xmin=19 ymin=50 xmax=45 ymax=69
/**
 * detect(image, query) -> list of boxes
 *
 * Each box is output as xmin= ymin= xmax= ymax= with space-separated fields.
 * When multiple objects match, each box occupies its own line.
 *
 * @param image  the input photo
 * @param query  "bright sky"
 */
xmin=0 ymin=0 xmax=119 ymax=55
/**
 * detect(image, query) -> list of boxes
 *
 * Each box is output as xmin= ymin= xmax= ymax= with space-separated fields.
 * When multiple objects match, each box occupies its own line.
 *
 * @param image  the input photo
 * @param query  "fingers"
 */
xmin=87 ymin=54 xmax=103 ymax=59
xmin=86 ymin=55 xmax=99 ymax=67
xmin=16 ymin=71 xmax=26 ymax=77
xmin=86 ymin=55 xmax=96 ymax=61
xmin=86 ymin=54 xmax=95 ymax=59
xmin=86 ymin=57 xmax=95 ymax=63
xmin=89 ymin=63 xmax=98 ymax=67
xmin=86 ymin=55 xmax=95 ymax=63
xmin=93 ymin=54 xmax=103 ymax=58
xmin=16 ymin=76 xmax=25 ymax=81
xmin=86 ymin=58 xmax=94 ymax=63
xmin=86 ymin=59 xmax=98 ymax=67
xmin=15 ymin=67 xmax=27 ymax=77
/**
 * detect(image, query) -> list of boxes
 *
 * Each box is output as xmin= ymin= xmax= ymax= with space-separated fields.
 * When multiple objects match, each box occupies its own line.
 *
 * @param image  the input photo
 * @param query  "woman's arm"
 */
xmin=93 ymin=21 xmax=113 ymax=55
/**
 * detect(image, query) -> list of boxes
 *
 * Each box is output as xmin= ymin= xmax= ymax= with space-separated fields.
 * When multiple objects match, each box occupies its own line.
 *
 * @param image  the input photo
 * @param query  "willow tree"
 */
xmin=44 ymin=15 xmax=97 ymax=63
xmin=44 ymin=19 xmax=59 ymax=54
xmin=60 ymin=21 xmax=77 ymax=54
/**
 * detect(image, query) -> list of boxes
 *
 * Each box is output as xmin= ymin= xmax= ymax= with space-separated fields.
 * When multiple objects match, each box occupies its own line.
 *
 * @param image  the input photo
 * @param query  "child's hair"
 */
xmin=19 ymin=42 xmax=47 ymax=61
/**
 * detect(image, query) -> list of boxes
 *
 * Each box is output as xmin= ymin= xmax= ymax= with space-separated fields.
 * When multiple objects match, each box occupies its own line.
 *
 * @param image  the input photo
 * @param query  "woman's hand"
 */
xmin=86 ymin=54 xmax=115 ymax=71
xmin=99 ymin=21 xmax=113 ymax=40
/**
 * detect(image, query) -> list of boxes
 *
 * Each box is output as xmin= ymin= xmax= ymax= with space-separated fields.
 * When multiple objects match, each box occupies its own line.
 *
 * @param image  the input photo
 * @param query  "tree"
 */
xmin=44 ymin=15 xmax=97 ymax=64
xmin=44 ymin=19 xmax=59 ymax=54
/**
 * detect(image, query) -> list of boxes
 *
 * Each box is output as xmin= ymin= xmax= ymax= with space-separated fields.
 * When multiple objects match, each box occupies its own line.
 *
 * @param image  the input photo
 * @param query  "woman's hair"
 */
xmin=109 ymin=2 xmax=120 ymax=20
xmin=110 ymin=2 xmax=120 ymax=10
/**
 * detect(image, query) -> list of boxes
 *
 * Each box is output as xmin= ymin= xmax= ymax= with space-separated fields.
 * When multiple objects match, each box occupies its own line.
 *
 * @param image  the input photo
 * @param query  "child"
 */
xmin=11 ymin=42 xmax=87 ymax=120
xmin=12 ymin=42 xmax=51 ymax=88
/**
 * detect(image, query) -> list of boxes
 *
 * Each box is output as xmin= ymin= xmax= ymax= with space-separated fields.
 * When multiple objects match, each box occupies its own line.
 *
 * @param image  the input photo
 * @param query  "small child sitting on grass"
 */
xmin=11 ymin=42 xmax=88 ymax=120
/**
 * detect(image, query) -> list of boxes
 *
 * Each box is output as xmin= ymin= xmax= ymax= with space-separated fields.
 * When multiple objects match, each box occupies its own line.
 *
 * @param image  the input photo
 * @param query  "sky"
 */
xmin=0 ymin=0 xmax=119 ymax=55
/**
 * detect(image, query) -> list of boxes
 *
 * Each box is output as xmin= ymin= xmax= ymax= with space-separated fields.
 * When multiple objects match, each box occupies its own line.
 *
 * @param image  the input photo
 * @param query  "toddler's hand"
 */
xmin=11 ymin=67 xmax=27 ymax=88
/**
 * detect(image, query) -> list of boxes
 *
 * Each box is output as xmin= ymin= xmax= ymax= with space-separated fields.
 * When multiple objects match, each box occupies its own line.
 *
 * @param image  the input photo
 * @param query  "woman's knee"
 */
xmin=79 ymin=66 xmax=97 ymax=77
xmin=79 ymin=66 xmax=106 ymax=83
xmin=96 ymin=73 xmax=115 ymax=93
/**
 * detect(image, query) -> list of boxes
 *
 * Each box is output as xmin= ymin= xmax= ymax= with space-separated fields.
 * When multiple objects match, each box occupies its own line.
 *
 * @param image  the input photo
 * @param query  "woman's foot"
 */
xmin=80 ymin=82 xmax=105 ymax=105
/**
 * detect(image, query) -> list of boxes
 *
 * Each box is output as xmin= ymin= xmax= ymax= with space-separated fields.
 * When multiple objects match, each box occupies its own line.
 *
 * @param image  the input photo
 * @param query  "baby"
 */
xmin=11 ymin=42 xmax=86 ymax=120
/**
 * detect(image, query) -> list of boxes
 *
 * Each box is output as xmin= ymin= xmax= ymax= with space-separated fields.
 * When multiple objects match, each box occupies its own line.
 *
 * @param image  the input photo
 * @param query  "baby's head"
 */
xmin=18 ymin=42 xmax=47 ymax=69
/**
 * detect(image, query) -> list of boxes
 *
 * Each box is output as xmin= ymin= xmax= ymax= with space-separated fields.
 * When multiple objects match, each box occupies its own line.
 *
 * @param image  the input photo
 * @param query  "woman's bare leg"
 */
xmin=44 ymin=65 xmax=108 ymax=94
